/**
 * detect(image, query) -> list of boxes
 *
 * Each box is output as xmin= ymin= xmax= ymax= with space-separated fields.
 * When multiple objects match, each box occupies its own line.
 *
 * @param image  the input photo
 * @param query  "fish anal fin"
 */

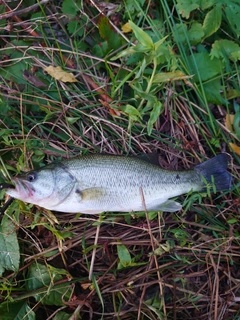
xmin=80 ymin=209 xmax=104 ymax=214
xmin=149 ymin=200 xmax=182 ymax=212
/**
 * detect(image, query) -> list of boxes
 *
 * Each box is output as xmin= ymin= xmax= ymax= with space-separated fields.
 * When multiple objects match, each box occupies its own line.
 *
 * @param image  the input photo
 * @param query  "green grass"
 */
xmin=0 ymin=0 xmax=239 ymax=319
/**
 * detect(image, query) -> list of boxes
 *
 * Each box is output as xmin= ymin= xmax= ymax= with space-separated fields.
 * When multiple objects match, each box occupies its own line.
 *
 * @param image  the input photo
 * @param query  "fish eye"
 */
xmin=27 ymin=172 xmax=37 ymax=182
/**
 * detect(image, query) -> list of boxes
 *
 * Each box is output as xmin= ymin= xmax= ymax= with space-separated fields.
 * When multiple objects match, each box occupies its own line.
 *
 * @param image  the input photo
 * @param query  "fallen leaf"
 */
xmin=23 ymin=70 xmax=47 ymax=88
xmin=44 ymin=66 xmax=78 ymax=83
xmin=98 ymin=99 xmax=121 ymax=116
xmin=224 ymin=114 xmax=234 ymax=132
xmin=224 ymin=114 xmax=240 ymax=154
xmin=229 ymin=142 xmax=240 ymax=156
xmin=81 ymin=282 xmax=91 ymax=290
xmin=122 ymin=22 xmax=132 ymax=33
xmin=226 ymin=89 xmax=240 ymax=100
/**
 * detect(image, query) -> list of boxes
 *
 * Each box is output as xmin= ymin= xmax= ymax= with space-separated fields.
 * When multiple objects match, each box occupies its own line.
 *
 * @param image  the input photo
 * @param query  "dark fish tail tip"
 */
xmin=195 ymin=154 xmax=233 ymax=191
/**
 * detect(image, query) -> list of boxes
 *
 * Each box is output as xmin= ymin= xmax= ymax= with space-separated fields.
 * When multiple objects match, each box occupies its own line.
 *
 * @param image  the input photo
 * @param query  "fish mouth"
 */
xmin=12 ymin=178 xmax=35 ymax=198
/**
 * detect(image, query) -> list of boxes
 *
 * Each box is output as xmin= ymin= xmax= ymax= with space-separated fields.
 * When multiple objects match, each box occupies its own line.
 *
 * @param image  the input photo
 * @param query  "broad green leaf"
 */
xmin=170 ymin=229 xmax=189 ymax=246
xmin=40 ymin=105 xmax=54 ymax=121
xmin=176 ymin=0 xmax=201 ymax=19
xmin=148 ymin=211 xmax=158 ymax=220
xmin=173 ymin=23 xmax=188 ymax=44
xmin=174 ymin=22 xmax=203 ymax=45
xmin=0 ymin=128 xmax=13 ymax=138
xmin=231 ymin=51 xmax=240 ymax=61
xmin=71 ymin=15 xmax=88 ymax=37
xmin=26 ymin=262 xmax=71 ymax=306
xmin=211 ymin=39 xmax=240 ymax=62
xmin=233 ymin=112 xmax=240 ymax=139
xmin=129 ymin=81 xmax=157 ymax=101
xmin=0 ymin=44 xmax=26 ymax=83
xmin=53 ymin=311 xmax=71 ymax=320
xmin=0 ymin=40 xmax=49 ymax=84
xmin=66 ymin=117 xmax=80 ymax=125
xmin=111 ymin=42 xmax=153 ymax=61
xmin=0 ymin=215 xmax=20 ymax=275
xmin=173 ymin=22 xmax=203 ymax=45
xmin=129 ymin=21 xmax=153 ymax=49
xmin=40 ymin=283 xmax=71 ymax=306
xmin=0 ymin=264 xmax=4 ymax=275
xmin=154 ymin=37 xmax=170 ymax=61
xmin=117 ymin=244 xmax=132 ymax=267
xmin=152 ymin=70 xmax=193 ymax=84
xmin=125 ymin=52 xmax=145 ymax=66
xmin=61 ymin=0 xmax=82 ymax=15
xmin=227 ymin=218 xmax=238 ymax=224
xmin=154 ymin=36 xmax=168 ymax=52
xmin=200 ymin=0 xmax=219 ymax=10
xmin=133 ymin=43 xmax=153 ymax=53
xmin=125 ymin=0 xmax=145 ymax=16
xmin=201 ymin=78 xmax=226 ymax=104
xmin=0 ymin=301 xmax=35 ymax=320
xmin=0 ymin=5 xmax=7 ymax=28
xmin=98 ymin=15 xmax=126 ymax=51
xmin=147 ymin=101 xmax=163 ymax=135
xmin=225 ymin=2 xmax=240 ymax=37
xmin=111 ymin=47 xmax=136 ymax=60
xmin=135 ymin=58 xmax=147 ymax=79
xmin=156 ymin=45 xmax=174 ymax=65
xmin=226 ymin=89 xmax=240 ymax=100
xmin=30 ymin=11 xmax=46 ymax=34
xmin=121 ymin=104 xmax=142 ymax=121
xmin=93 ymin=41 xmax=109 ymax=58
xmin=150 ymin=240 xmax=173 ymax=256
xmin=188 ymin=23 xmax=204 ymax=44
xmin=26 ymin=263 xmax=59 ymax=291
xmin=202 ymin=5 xmax=222 ymax=39
xmin=187 ymin=52 xmax=222 ymax=82
xmin=67 ymin=20 xmax=84 ymax=37
xmin=142 ymin=100 xmax=155 ymax=113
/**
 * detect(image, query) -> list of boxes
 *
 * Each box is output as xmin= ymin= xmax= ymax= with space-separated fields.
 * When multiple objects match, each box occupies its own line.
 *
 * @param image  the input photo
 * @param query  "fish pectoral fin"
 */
xmin=76 ymin=187 xmax=105 ymax=201
xmin=149 ymin=200 xmax=182 ymax=212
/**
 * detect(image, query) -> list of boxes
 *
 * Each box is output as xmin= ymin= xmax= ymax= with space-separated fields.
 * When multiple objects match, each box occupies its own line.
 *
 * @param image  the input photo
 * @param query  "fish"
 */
xmin=5 ymin=153 xmax=232 ymax=214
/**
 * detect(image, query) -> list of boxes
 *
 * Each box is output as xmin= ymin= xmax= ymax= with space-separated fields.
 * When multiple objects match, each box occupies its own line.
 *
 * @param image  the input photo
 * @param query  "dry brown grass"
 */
xmin=0 ymin=1 xmax=239 ymax=319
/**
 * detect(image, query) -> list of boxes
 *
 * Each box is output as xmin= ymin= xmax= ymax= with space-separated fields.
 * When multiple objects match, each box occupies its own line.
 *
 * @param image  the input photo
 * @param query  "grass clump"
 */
xmin=0 ymin=0 xmax=239 ymax=319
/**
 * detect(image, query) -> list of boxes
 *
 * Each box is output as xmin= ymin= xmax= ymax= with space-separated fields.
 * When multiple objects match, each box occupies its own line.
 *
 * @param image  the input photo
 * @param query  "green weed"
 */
xmin=0 ymin=0 xmax=239 ymax=319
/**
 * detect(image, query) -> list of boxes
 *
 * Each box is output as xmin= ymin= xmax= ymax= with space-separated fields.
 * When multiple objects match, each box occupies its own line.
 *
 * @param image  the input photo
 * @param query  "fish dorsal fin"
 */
xmin=76 ymin=187 xmax=105 ymax=201
xmin=135 ymin=153 xmax=160 ymax=165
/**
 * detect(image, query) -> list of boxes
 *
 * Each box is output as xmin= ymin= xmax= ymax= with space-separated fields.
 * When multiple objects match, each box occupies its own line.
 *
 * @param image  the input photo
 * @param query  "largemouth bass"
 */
xmin=6 ymin=154 xmax=232 ymax=214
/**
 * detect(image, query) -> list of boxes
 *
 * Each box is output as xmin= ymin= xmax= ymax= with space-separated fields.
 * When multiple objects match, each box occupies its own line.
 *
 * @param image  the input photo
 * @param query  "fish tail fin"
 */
xmin=195 ymin=154 xmax=233 ymax=192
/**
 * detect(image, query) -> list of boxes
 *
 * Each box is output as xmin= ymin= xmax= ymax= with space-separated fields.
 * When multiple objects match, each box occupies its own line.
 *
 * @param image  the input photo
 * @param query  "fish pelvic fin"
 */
xmin=147 ymin=200 xmax=182 ymax=212
xmin=194 ymin=154 xmax=233 ymax=192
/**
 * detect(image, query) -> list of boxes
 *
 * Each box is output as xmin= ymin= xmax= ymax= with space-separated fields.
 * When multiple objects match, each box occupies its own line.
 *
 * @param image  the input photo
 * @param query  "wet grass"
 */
xmin=0 ymin=1 xmax=239 ymax=319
